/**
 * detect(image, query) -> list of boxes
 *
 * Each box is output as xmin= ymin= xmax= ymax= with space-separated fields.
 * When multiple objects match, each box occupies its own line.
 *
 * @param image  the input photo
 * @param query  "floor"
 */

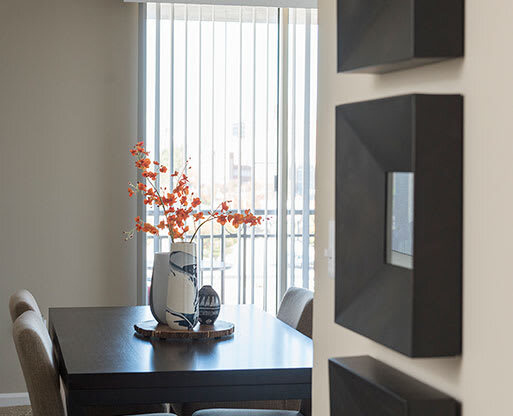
xmin=0 ymin=407 xmax=31 ymax=416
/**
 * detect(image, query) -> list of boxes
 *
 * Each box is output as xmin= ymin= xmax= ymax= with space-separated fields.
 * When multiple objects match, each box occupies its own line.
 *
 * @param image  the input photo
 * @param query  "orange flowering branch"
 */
xmin=124 ymin=142 xmax=263 ymax=244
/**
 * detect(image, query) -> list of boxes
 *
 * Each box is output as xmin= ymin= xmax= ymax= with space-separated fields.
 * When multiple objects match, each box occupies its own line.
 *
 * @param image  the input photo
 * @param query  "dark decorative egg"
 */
xmin=198 ymin=285 xmax=221 ymax=325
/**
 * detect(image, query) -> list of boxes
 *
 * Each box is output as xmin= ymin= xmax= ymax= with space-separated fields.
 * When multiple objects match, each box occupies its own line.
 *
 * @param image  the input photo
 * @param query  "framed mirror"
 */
xmin=335 ymin=94 xmax=463 ymax=357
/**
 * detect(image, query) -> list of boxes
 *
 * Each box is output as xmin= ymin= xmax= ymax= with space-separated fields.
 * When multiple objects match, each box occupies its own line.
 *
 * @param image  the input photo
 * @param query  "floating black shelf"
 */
xmin=329 ymin=356 xmax=460 ymax=416
xmin=337 ymin=0 xmax=464 ymax=73
xmin=335 ymin=94 xmax=463 ymax=357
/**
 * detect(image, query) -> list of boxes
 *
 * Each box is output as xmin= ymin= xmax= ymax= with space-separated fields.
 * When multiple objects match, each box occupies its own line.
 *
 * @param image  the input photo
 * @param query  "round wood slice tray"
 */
xmin=134 ymin=320 xmax=234 ymax=340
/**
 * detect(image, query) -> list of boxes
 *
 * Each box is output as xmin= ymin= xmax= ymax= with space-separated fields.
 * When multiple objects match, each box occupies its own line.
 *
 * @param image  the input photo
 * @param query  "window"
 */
xmin=138 ymin=3 xmax=317 ymax=313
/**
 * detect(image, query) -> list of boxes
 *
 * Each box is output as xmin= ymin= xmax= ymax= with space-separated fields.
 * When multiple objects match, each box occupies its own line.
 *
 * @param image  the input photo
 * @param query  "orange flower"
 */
xmin=135 ymin=158 xmax=152 ymax=170
xmin=142 ymin=222 xmax=158 ymax=235
xmin=142 ymin=171 xmax=158 ymax=181
xmin=135 ymin=142 xmax=149 ymax=155
xmin=191 ymin=197 xmax=201 ymax=208
xmin=163 ymin=193 xmax=177 ymax=206
xmin=126 ymin=146 xmax=264 ymax=243
xmin=131 ymin=141 xmax=150 ymax=156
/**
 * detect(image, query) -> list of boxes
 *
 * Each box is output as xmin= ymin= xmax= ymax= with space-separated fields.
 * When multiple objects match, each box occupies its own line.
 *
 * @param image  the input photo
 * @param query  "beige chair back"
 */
xmin=277 ymin=287 xmax=313 ymax=339
xmin=12 ymin=310 xmax=66 ymax=416
xmin=9 ymin=289 xmax=42 ymax=323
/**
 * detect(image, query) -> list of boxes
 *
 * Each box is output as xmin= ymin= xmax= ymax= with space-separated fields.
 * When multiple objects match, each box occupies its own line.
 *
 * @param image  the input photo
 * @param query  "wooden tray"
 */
xmin=134 ymin=319 xmax=234 ymax=340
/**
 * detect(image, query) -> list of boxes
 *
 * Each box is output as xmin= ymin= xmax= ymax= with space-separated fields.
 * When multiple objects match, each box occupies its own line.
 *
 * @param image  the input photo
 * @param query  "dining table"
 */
xmin=49 ymin=304 xmax=313 ymax=416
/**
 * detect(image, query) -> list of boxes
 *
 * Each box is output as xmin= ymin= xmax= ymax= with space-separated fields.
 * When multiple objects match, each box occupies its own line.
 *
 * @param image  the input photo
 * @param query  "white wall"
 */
xmin=0 ymin=0 xmax=139 ymax=393
xmin=313 ymin=0 xmax=513 ymax=415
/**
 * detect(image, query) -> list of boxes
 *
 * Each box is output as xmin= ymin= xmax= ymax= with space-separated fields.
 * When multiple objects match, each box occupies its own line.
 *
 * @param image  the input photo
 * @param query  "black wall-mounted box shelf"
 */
xmin=337 ymin=0 xmax=464 ymax=73
xmin=329 ymin=356 xmax=460 ymax=416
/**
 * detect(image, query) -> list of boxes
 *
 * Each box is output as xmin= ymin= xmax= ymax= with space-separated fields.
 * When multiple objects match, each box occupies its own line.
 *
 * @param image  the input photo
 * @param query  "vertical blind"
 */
xmin=140 ymin=3 xmax=317 ymax=313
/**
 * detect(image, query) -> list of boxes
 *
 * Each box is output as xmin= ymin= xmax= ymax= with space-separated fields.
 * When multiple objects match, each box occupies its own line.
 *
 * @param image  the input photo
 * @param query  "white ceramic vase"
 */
xmin=149 ymin=242 xmax=199 ymax=330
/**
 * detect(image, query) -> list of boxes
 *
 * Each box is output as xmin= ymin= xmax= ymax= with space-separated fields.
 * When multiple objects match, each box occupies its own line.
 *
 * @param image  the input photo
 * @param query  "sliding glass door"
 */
xmin=139 ymin=3 xmax=317 ymax=313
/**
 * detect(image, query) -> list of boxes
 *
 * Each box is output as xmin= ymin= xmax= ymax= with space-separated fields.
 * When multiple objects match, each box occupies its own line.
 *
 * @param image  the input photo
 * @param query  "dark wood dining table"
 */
xmin=49 ymin=304 xmax=313 ymax=415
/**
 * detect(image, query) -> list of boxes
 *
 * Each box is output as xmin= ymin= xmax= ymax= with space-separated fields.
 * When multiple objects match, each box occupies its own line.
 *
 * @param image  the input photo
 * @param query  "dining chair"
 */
xmin=12 ymin=310 xmax=66 ymax=416
xmin=276 ymin=287 xmax=313 ymax=339
xmin=9 ymin=289 xmax=42 ymax=322
xmin=173 ymin=287 xmax=313 ymax=416
xmin=192 ymin=410 xmax=302 ymax=416
xmin=12 ymin=309 xmax=172 ymax=416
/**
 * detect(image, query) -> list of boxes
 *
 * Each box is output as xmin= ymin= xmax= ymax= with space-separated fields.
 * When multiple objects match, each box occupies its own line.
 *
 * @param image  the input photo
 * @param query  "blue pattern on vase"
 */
xmin=165 ymin=248 xmax=199 ymax=330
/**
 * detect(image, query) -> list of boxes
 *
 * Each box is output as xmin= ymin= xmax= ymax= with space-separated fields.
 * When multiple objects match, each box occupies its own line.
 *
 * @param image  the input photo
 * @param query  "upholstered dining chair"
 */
xmin=276 ymin=287 xmax=313 ymax=339
xmin=192 ymin=410 xmax=302 ymax=416
xmin=12 ymin=311 xmax=66 ymax=416
xmin=11 ymin=303 xmax=172 ymax=416
xmin=173 ymin=287 xmax=313 ymax=416
xmin=9 ymin=289 xmax=42 ymax=322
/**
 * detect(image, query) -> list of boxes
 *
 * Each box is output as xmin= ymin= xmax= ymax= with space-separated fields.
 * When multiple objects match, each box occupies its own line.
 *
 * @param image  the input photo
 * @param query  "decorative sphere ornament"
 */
xmin=198 ymin=285 xmax=221 ymax=325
